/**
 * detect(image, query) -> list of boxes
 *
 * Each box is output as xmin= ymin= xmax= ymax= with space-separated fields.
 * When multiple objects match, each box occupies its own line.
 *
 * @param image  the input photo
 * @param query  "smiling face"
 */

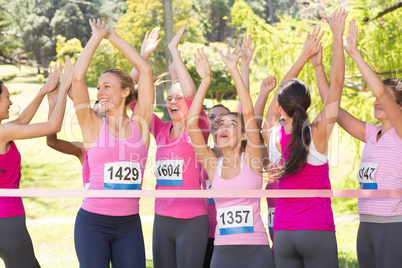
xmin=209 ymin=106 xmax=229 ymax=136
xmin=374 ymin=85 xmax=402 ymax=121
xmin=96 ymin=72 xmax=130 ymax=114
xmin=167 ymin=84 xmax=188 ymax=122
xmin=216 ymin=113 xmax=245 ymax=149
xmin=0 ymin=84 xmax=13 ymax=122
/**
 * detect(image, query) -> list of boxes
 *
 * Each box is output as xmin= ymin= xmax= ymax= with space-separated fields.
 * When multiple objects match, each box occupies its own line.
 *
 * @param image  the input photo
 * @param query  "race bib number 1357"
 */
xmin=217 ymin=206 xmax=254 ymax=235
xmin=104 ymin=162 xmax=142 ymax=190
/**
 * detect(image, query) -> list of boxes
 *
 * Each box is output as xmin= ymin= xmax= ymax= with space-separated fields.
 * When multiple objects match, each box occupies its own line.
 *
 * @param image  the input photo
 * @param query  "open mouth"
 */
xmin=170 ymin=107 xmax=180 ymax=114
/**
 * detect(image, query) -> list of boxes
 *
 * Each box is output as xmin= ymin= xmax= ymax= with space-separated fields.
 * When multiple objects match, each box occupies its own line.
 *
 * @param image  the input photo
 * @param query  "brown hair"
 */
xmin=269 ymin=78 xmax=311 ymax=180
xmin=101 ymin=68 xmax=136 ymax=106
xmin=223 ymin=112 xmax=247 ymax=149
xmin=0 ymin=81 xmax=3 ymax=97
xmin=383 ymin=78 xmax=402 ymax=105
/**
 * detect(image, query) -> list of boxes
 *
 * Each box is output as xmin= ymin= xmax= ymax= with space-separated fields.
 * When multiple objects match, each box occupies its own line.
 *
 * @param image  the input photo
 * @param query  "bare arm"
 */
xmin=311 ymin=7 xmax=347 ymax=154
xmin=168 ymin=25 xmax=197 ymax=99
xmin=10 ymin=65 xmax=63 ymax=125
xmin=311 ymin=41 xmax=365 ymax=142
xmin=346 ymin=19 xmax=402 ymax=138
xmin=265 ymin=26 xmax=324 ymax=127
xmin=187 ymin=48 xmax=217 ymax=181
xmin=240 ymin=34 xmax=256 ymax=92
xmin=0 ymin=58 xmax=73 ymax=142
xmin=254 ymin=76 xmax=276 ymax=128
xmin=220 ymin=45 xmax=262 ymax=174
xmin=130 ymin=27 xmax=161 ymax=83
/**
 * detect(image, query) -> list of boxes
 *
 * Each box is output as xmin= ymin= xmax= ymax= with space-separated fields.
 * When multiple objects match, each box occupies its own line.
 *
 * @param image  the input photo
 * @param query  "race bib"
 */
xmin=104 ymin=162 xmax=142 ymax=190
xmin=357 ymin=162 xmax=379 ymax=189
xmin=205 ymin=179 xmax=215 ymax=204
xmin=217 ymin=206 xmax=254 ymax=235
xmin=154 ymin=160 xmax=183 ymax=186
xmin=268 ymin=207 xmax=275 ymax=234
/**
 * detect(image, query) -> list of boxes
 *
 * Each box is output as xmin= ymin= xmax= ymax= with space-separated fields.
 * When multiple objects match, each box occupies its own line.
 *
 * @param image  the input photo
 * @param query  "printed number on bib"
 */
xmin=104 ymin=162 xmax=142 ymax=190
xmin=217 ymin=206 xmax=254 ymax=235
xmin=205 ymin=179 xmax=215 ymax=204
xmin=268 ymin=207 xmax=275 ymax=234
xmin=154 ymin=160 xmax=183 ymax=186
xmin=357 ymin=162 xmax=379 ymax=190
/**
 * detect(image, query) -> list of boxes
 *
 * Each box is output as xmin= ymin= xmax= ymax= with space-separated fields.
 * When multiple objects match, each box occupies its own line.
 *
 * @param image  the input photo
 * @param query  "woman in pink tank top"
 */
xmin=187 ymin=47 xmax=274 ymax=268
xmin=0 ymin=59 xmax=73 ymax=268
xmin=71 ymin=19 xmax=154 ymax=268
xmin=262 ymin=8 xmax=347 ymax=268
xmin=313 ymin=18 xmax=402 ymax=268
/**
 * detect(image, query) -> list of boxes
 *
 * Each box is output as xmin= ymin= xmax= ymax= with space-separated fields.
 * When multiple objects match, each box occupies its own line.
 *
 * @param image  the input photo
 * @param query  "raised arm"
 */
xmin=265 ymin=26 xmax=324 ymax=127
xmin=105 ymin=23 xmax=154 ymax=144
xmin=72 ymin=19 xmax=107 ymax=141
xmin=0 ymin=58 xmax=72 ymax=142
xmin=187 ymin=48 xmax=217 ymax=180
xmin=130 ymin=27 xmax=161 ymax=83
xmin=311 ymin=7 xmax=347 ymax=153
xmin=9 ymin=64 xmax=62 ymax=125
xmin=240 ymin=34 xmax=256 ymax=92
xmin=168 ymin=24 xmax=197 ymax=99
xmin=345 ymin=19 xmax=402 ymax=138
xmin=219 ymin=45 xmax=262 ymax=173
xmin=46 ymin=87 xmax=84 ymax=162
xmin=254 ymin=76 xmax=276 ymax=128
xmin=311 ymin=37 xmax=365 ymax=142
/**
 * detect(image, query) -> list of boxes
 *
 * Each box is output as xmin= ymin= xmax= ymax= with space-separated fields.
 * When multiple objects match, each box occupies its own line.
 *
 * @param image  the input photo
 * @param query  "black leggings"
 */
xmin=74 ymin=208 xmax=145 ymax=268
xmin=203 ymin=238 xmax=214 ymax=268
xmin=210 ymin=245 xmax=274 ymax=268
xmin=274 ymin=230 xmax=338 ymax=268
xmin=152 ymin=214 xmax=209 ymax=268
xmin=357 ymin=221 xmax=402 ymax=268
xmin=0 ymin=215 xmax=40 ymax=268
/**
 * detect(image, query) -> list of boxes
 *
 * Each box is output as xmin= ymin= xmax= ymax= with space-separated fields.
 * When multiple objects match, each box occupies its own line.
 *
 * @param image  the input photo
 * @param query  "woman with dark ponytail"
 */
xmin=262 ymin=8 xmax=347 ymax=268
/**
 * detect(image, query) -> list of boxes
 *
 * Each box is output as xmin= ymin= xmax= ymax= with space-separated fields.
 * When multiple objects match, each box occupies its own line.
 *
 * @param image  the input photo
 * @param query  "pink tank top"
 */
xmin=201 ymin=167 xmax=217 ymax=238
xmin=0 ymin=141 xmax=25 ymax=217
xmin=273 ymin=126 xmax=335 ymax=232
xmin=212 ymin=154 xmax=269 ymax=246
xmin=82 ymin=118 xmax=148 ymax=216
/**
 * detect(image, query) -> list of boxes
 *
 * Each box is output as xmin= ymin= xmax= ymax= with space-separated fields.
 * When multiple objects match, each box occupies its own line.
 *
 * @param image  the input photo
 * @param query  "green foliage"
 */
xmin=181 ymin=42 xmax=237 ymax=102
xmin=55 ymin=35 xmax=83 ymax=63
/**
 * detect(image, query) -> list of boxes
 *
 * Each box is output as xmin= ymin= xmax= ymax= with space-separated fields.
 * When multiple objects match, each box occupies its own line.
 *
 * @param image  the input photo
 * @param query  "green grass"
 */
xmin=0 ymin=64 xmax=363 ymax=267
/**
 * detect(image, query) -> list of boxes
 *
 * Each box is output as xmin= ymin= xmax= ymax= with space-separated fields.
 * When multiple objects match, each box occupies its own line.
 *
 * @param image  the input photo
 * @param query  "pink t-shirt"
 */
xmin=82 ymin=150 xmax=90 ymax=187
xmin=357 ymin=123 xmax=402 ymax=216
xmin=273 ymin=126 xmax=335 ymax=232
xmin=212 ymin=156 xmax=269 ymax=246
xmin=82 ymin=118 xmax=148 ymax=216
xmin=152 ymin=99 xmax=210 ymax=219
xmin=0 ymin=141 xmax=25 ymax=218
xmin=201 ymin=167 xmax=217 ymax=238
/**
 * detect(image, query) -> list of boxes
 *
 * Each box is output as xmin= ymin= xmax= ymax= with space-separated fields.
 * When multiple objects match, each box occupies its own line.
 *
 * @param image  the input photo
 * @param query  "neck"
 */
xmin=283 ymin=117 xmax=293 ymax=134
xmin=221 ymin=146 xmax=241 ymax=163
xmin=106 ymin=113 xmax=129 ymax=129
xmin=171 ymin=119 xmax=187 ymax=134
xmin=379 ymin=119 xmax=393 ymax=135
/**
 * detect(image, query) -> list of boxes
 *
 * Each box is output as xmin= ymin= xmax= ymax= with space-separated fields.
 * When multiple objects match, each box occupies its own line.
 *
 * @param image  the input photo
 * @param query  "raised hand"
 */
xmin=344 ymin=19 xmax=358 ymax=56
xmin=89 ymin=18 xmax=110 ymax=39
xmin=301 ymin=25 xmax=324 ymax=59
xmin=328 ymin=7 xmax=347 ymax=38
xmin=219 ymin=44 xmax=244 ymax=70
xmin=194 ymin=48 xmax=211 ymax=80
xmin=59 ymin=57 xmax=74 ymax=91
xmin=310 ymin=43 xmax=323 ymax=68
xmin=168 ymin=24 xmax=186 ymax=51
xmin=260 ymin=76 xmax=277 ymax=94
xmin=141 ymin=27 xmax=161 ymax=58
xmin=41 ymin=63 xmax=63 ymax=94
xmin=47 ymin=86 xmax=59 ymax=106
xmin=240 ymin=34 xmax=256 ymax=65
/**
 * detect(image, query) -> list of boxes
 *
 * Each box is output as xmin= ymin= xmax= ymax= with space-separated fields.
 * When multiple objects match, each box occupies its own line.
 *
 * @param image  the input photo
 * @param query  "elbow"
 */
xmin=139 ymin=62 xmax=152 ymax=75
xmin=72 ymin=70 xmax=85 ymax=83
xmin=46 ymin=137 xmax=56 ymax=148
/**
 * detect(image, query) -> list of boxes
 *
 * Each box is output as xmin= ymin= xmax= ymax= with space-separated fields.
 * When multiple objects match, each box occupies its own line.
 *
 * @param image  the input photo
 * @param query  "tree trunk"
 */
xmin=268 ymin=0 xmax=274 ymax=25
xmin=162 ymin=0 xmax=173 ymax=120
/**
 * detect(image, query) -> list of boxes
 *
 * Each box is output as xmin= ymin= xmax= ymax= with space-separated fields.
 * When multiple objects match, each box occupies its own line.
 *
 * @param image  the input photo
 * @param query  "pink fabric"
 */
xmin=358 ymin=123 xmax=402 ymax=216
xmin=82 ymin=118 xmax=148 ymax=216
xmin=212 ymin=161 xmax=269 ymax=246
xmin=82 ymin=150 xmax=89 ymax=187
xmin=273 ymin=126 xmax=335 ymax=232
xmin=201 ymin=167 xmax=217 ymax=238
xmin=152 ymin=98 xmax=210 ymax=219
xmin=0 ymin=141 xmax=25 ymax=218
xmin=265 ymin=180 xmax=278 ymax=242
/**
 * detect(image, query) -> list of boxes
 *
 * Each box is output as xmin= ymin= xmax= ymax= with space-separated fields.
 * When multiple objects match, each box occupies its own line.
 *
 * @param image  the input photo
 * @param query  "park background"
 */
xmin=0 ymin=0 xmax=401 ymax=267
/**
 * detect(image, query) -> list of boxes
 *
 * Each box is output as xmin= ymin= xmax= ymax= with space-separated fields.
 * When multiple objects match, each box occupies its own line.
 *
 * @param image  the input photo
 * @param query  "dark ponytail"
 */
xmin=269 ymin=79 xmax=311 ymax=180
